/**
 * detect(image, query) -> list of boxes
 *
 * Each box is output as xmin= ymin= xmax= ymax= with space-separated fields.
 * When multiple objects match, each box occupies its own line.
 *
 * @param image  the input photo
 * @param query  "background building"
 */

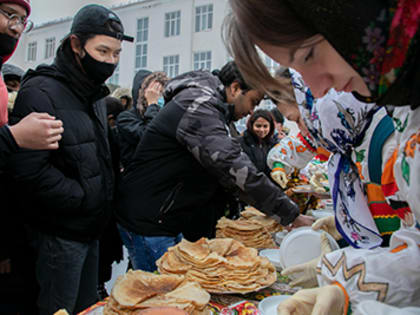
xmin=7 ymin=0 xmax=297 ymax=134
xmin=8 ymin=0 xmax=235 ymax=88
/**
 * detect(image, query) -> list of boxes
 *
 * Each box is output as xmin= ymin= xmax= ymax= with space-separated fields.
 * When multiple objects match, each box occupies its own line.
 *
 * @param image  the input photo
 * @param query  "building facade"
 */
xmin=8 ymin=0 xmax=237 ymax=88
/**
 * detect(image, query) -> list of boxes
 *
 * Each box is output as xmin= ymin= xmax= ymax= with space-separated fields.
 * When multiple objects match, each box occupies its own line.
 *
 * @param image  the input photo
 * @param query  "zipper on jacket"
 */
xmin=158 ymin=182 xmax=184 ymax=217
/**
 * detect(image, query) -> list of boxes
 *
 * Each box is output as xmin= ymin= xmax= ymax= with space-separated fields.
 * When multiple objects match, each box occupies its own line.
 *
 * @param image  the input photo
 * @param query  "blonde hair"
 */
xmin=111 ymin=87 xmax=131 ymax=99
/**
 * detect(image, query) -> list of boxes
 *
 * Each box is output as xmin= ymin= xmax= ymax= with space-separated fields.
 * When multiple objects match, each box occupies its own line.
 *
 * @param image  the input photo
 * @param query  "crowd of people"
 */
xmin=0 ymin=0 xmax=419 ymax=315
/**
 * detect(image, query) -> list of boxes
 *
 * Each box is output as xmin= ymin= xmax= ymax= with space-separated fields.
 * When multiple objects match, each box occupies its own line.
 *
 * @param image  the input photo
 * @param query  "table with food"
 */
xmin=58 ymin=202 xmax=338 ymax=315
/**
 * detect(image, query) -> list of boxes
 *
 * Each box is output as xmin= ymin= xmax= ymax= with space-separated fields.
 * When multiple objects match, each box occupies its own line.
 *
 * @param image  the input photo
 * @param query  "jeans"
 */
xmin=117 ymin=225 xmax=182 ymax=272
xmin=34 ymin=233 xmax=99 ymax=315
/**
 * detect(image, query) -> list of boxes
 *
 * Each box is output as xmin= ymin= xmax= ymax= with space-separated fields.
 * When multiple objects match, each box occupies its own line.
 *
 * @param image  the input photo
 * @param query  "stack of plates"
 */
xmin=259 ymin=227 xmax=339 ymax=276
xmin=259 ymin=249 xmax=282 ymax=270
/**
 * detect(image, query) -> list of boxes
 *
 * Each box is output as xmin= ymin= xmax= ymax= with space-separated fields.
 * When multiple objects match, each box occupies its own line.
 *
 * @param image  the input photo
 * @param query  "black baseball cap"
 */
xmin=71 ymin=4 xmax=134 ymax=42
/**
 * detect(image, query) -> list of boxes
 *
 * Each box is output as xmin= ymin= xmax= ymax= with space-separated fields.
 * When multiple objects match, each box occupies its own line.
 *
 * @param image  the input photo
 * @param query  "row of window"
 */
xmin=163 ymin=4 xmax=213 ymax=38
xmin=108 ymin=50 xmax=212 ymax=85
xmin=27 ymin=37 xmax=55 ymax=61
xmin=27 ymin=4 xmax=213 ymax=62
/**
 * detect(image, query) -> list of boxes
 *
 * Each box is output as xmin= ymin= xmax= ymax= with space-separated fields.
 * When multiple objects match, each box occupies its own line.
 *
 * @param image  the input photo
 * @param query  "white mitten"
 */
xmin=312 ymin=215 xmax=342 ymax=240
xmin=271 ymin=169 xmax=289 ymax=189
xmin=277 ymin=284 xmax=345 ymax=315
xmin=281 ymin=233 xmax=333 ymax=288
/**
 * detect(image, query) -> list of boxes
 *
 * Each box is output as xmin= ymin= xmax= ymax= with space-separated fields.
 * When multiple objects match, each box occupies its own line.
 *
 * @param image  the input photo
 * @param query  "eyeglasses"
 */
xmin=0 ymin=7 xmax=33 ymax=33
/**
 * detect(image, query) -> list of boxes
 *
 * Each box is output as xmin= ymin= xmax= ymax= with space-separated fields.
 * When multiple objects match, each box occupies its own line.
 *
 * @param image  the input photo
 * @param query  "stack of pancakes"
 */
xmin=157 ymin=238 xmax=276 ymax=294
xmin=215 ymin=208 xmax=282 ymax=248
xmin=240 ymin=207 xmax=283 ymax=234
xmin=103 ymin=270 xmax=210 ymax=315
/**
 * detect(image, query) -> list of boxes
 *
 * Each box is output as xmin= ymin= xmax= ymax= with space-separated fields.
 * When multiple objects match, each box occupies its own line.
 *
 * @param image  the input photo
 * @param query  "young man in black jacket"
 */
xmin=116 ymin=62 xmax=313 ymax=272
xmin=9 ymin=5 xmax=133 ymax=314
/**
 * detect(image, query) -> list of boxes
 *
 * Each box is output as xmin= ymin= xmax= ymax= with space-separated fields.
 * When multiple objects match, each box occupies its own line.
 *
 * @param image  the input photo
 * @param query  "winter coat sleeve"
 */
xmin=316 ymin=226 xmax=420 ymax=309
xmin=267 ymin=132 xmax=317 ymax=174
xmin=116 ymin=108 xmax=148 ymax=146
xmin=9 ymin=86 xmax=85 ymax=210
xmin=176 ymin=99 xmax=299 ymax=225
xmin=0 ymin=124 xmax=18 ymax=170
xmin=144 ymin=104 xmax=160 ymax=121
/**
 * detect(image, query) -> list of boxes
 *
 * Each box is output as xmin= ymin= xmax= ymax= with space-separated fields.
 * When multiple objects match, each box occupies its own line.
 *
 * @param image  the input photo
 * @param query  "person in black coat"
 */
xmin=0 ymin=2 xmax=63 ymax=315
xmin=8 ymin=5 xmax=133 ymax=315
xmin=240 ymin=109 xmax=278 ymax=177
xmin=116 ymin=62 xmax=312 ymax=273
xmin=116 ymin=71 xmax=168 ymax=169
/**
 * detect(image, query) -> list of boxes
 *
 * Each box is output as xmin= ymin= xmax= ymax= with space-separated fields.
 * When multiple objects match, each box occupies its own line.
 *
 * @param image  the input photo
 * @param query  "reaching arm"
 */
xmin=176 ymin=99 xmax=299 ymax=225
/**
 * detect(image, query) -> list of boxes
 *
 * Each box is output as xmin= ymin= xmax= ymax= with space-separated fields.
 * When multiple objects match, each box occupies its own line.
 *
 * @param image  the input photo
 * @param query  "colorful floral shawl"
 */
xmin=291 ymin=71 xmax=385 ymax=248
xmin=286 ymin=0 xmax=420 ymax=109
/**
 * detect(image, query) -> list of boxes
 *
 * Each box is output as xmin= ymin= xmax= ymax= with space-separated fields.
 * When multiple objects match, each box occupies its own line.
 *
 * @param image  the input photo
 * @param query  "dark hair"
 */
xmin=271 ymin=108 xmax=284 ymax=124
xmin=105 ymin=96 xmax=124 ymax=117
xmin=247 ymin=109 xmax=275 ymax=142
xmin=214 ymin=61 xmax=251 ymax=92
xmin=223 ymin=0 xmax=317 ymax=98
xmin=59 ymin=19 xmax=124 ymax=51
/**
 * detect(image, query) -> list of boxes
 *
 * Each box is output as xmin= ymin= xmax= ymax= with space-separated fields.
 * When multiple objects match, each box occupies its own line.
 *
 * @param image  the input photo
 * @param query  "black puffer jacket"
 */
xmin=0 ymin=125 xmax=17 ymax=169
xmin=240 ymin=130 xmax=278 ymax=177
xmin=116 ymin=70 xmax=299 ymax=240
xmin=8 ymin=44 xmax=115 ymax=242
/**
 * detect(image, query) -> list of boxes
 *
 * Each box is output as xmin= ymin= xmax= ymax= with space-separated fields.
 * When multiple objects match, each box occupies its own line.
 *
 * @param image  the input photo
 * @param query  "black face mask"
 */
xmin=80 ymin=50 xmax=117 ymax=84
xmin=0 ymin=33 xmax=17 ymax=58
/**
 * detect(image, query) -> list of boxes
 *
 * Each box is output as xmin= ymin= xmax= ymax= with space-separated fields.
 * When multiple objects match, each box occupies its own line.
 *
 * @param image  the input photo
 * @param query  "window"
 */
xmin=163 ymin=55 xmax=179 ymax=78
xmin=107 ymin=64 xmax=119 ymax=85
xmin=193 ymin=51 xmax=212 ymax=71
xmin=137 ymin=17 xmax=149 ymax=43
xmin=135 ymin=17 xmax=149 ymax=70
xmin=164 ymin=11 xmax=181 ymax=37
xmin=264 ymin=55 xmax=279 ymax=74
xmin=27 ymin=41 xmax=37 ymax=61
xmin=135 ymin=44 xmax=148 ymax=70
xmin=44 ymin=37 xmax=55 ymax=59
xmin=195 ymin=4 xmax=213 ymax=32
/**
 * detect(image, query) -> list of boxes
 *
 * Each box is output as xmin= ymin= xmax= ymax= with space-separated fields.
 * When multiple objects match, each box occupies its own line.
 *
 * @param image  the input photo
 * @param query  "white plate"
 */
xmin=259 ymin=249 xmax=282 ymax=269
xmin=280 ymin=227 xmax=339 ymax=276
xmin=258 ymin=295 xmax=290 ymax=315
xmin=275 ymin=231 xmax=288 ymax=246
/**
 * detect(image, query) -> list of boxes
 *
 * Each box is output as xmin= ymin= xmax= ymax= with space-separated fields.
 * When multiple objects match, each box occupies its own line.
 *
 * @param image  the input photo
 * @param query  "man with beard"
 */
xmin=117 ymin=62 xmax=313 ymax=272
xmin=9 ymin=4 xmax=133 ymax=314
xmin=0 ymin=0 xmax=64 ymax=169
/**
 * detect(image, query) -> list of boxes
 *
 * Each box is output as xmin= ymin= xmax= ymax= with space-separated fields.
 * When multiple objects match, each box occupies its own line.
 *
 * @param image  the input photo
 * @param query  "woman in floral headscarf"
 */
xmin=269 ymin=73 xmax=420 ymax=315
xmin=268 ymin=70 xmax=408 ymax=249
xmin=224 ymin=1 xmax=420 ymax=313
xmin=224 ymin=0 xmax=420 ymax=223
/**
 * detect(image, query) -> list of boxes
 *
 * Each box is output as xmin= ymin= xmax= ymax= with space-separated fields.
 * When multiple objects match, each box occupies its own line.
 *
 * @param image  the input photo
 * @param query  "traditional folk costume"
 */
xmin=280 ymin=0 xmax=420 ymax=311
xmin=268 ymin=72 xmax=408 ymax=247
